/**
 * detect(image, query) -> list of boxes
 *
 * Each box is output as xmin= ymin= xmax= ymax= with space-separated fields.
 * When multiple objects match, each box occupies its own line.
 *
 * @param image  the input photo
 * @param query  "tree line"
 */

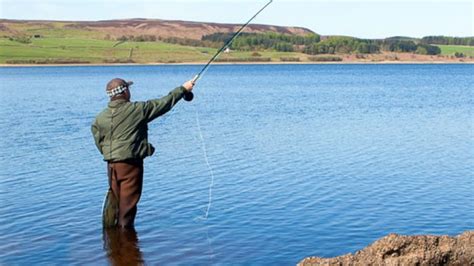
xmin=201 ymin=33 xmax=442 ymax=55
xmin=304 ymin=38 xmax=441 ymax=55
xmin=303 ymin=37 xmax=380 ymax=55
xmin=115 ymin=34 xmax=220 ymax=48
xmin=421 ymin=36 xmax=474 ymax=46
xmin=113 ymin=32 xmax=472 ymax=56
xmin=202 ymin=32 xmax=320 ymax=52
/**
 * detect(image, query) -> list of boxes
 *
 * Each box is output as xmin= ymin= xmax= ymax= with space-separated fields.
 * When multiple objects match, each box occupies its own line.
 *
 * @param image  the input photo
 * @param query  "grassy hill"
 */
xmin=0 ymin=36 xmax=319 ymax=64
xmin=0 ymin=19 xmax=314 ymax=40
xmin=0 ymin=19 xmax=472 ymax=64
xmin=0 ymin=19 xmax=318 ymax=64
xmin=0 ymin=37 xmax=213 ymax=64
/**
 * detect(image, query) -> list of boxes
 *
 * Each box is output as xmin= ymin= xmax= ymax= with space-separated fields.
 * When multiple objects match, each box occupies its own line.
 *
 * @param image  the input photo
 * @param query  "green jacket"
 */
xmin=91 ymin=86 xmax=186 ymax=162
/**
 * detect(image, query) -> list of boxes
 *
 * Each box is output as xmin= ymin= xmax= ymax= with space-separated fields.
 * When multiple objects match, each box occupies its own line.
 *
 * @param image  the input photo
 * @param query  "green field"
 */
xmin=0 ymin=21 xmax=313 ymax=64
xmin=1 ymin=32 xmax=473 ymax=64
xmin=0 ymin=36 xmax=315 ymax=64
xmin=0 ymin=37 xmax=213 ymax=63
xmin=1 ymin=20 xmax=473 ymax=64
xmin=437 ymin=45 xmax=474 ymax=57
xmin=2 ymin=37 xmax=473 ymax=64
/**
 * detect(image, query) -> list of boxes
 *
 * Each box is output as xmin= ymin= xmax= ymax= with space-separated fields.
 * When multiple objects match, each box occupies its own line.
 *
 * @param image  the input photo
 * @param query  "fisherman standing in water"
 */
xmin=92 ymin=78 xmax=195 ymax=228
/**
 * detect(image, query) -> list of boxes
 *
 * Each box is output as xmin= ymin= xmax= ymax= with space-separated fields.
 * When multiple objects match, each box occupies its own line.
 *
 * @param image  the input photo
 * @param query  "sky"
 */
xmin=0 ymin=0 xmax=472 ymax=38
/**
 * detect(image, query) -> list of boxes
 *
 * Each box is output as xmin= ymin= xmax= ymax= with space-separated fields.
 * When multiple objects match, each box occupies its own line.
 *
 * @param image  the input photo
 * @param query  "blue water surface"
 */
xmin=0 ymin=64 xmax=473 ymax=265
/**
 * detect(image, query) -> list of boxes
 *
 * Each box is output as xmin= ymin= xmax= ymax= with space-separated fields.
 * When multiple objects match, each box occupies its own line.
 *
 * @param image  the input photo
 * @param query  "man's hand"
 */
xmin=182 ymin=79 xmax=195 ymax=92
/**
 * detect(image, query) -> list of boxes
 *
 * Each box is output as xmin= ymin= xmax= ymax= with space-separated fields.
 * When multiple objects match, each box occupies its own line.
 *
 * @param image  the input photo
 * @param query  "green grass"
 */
xmin=0 ymin=36 xmax=312 ymax=64
xmin=0 ymin=37 xmax=219 ymax=63
xmin=1 ymin=20 xmax=472 ymax=64
xmin=3 ymin=35 xmax=473 ymax=64
xmin=437 ymin=45 xmax=474 ymax=57
xmin=0 ymin=22 xmax=313 ymax=64
xmin=0 ymin=21 xmax=309 ymax=64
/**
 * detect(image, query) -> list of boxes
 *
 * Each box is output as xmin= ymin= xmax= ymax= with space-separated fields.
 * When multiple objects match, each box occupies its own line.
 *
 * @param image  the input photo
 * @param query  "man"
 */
xmin=92 ymin=78 xmax=194 ymax=228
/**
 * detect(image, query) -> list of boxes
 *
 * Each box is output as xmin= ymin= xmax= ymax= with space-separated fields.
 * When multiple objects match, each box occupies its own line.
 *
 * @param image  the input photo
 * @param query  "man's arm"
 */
xmin=91 ymin=119 xmax=103 ymax=154
xmin=142 ymin=80 xmax=194 ymax=122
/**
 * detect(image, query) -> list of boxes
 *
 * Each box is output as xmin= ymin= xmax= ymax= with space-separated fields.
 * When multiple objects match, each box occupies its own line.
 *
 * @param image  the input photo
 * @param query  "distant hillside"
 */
xmin=0 ymin=18 xmax=315 ymax=40
xmin=0 ymin=18 xmax=472 ymax=65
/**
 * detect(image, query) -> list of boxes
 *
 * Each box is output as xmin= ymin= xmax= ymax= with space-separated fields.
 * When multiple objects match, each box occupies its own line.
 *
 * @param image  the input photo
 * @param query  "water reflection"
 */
xmin=103 ymin=228 xmax=144 ymax=266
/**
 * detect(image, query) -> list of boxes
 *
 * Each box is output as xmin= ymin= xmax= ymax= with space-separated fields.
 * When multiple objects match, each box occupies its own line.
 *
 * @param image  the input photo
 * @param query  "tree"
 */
xmin=357 ymin=43 xmax=369 ymax=54
xmin=416 ymin=46 xmax=428 ymax=55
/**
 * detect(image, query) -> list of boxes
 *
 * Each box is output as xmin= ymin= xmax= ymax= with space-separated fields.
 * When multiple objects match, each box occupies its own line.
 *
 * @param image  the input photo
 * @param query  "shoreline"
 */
xmin=1 ymin=60 xmax=473 ymax=67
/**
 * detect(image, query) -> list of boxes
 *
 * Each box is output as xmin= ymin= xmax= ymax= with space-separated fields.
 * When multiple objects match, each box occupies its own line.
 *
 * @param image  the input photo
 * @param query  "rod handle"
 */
xmin=184 ymin=75 xmax=198 ymax=102
xmin=183 ymin=91 xmax=194 ymax=102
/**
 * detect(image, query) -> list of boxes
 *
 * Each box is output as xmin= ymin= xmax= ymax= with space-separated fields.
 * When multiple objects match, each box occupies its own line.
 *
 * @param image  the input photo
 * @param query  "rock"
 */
xmin=298 ymin=231 xmax=473 ymax=266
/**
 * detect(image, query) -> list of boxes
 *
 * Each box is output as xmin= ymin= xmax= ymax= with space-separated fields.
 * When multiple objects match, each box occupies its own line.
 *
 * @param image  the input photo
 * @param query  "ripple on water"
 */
xmin=0 ymin=64 xmax=473 ymax=264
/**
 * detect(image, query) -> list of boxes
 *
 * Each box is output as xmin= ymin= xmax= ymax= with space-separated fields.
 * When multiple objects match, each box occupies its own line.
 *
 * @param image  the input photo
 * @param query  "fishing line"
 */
xmin=194 ymin=105 xmax=215 ymax=221
xmin=189 ymin=0 xmax=273 ymax=221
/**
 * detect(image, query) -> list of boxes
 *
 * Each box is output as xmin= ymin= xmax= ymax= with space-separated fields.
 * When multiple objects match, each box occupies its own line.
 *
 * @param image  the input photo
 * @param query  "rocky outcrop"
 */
xmin=299 ymin=231 xmax=473 ymax=266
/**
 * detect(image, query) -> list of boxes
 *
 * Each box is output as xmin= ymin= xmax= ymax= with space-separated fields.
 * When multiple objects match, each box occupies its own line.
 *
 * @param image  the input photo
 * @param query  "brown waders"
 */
xmin=107 ymin=159 xmax=143 ymax=228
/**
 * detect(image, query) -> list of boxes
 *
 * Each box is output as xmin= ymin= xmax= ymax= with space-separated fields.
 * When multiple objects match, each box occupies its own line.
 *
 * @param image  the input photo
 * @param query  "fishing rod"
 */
xmin=183 ymin=0 xmax=273 ymax=101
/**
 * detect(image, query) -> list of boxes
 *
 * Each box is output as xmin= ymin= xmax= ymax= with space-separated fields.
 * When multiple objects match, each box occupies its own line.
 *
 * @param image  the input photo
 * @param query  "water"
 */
xmin=0 ymin=64 xmax=473 ymax=265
